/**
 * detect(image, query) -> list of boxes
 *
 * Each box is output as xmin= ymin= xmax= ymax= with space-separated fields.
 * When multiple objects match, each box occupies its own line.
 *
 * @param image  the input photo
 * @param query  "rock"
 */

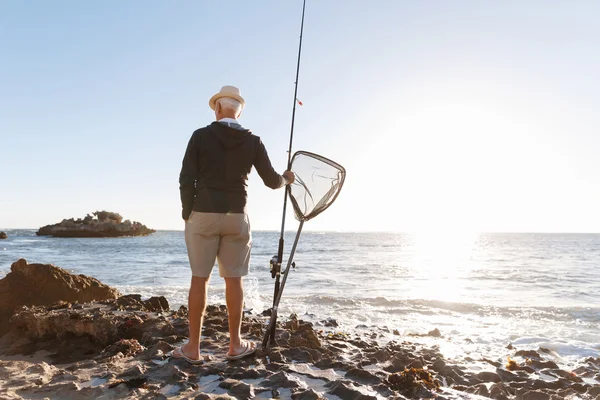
xmin=475 ymin=371 xmax=501 ymax=383
xmin=431 ymin=358 xmax=446 ymax=372
xmin=385 ymin=368 xmax=440 ymax=398
xmin=427 ymin=328 xmax=442 ymax=337
xmin=345 ymin=367 xmax=382 ymax=385
xmin=116 ymin=364 xmax=146 ymax=379
xmin=496 ymin=368 xmax=528 ymax=382
xmin=528 ymin=359 xmax=559 ymax=370
xmin=489 ymin=382 xmax=512 ymax=400
xmin=384 ymin=352 xmax=412 ymax=373
xmin=321 ymin=318 xmax=338 ymax=327
xmin=587 ymin=385 xmax=600 ymax=397
xmin=0 ymin=259 xmax=120 ymax=336
xmin=515 ymin=350 xmax=541 ymax=359
xmin=144 ymin=296 xmax=170 ymax=312
xmin=261 ymin=371 xmax=301 ymax=388
xmin=36 ymin=210 xmax=155 ymax=238
xmin=230 ymin=368 xmax=267 ymax=380
xmin=291 ymin=388 xmax=324 ymax=400
xmin=219 ymin=378 xmax=254 ymax=399
xmin=281 ymin=347 xmax=317 ymax=363
xmin=521 ymin=390 xmax=551 ymax=400
xmin=0 ymin=232 xmax=7 ymax=239
xmin=288 ymin=323 xmax=321 ymax=349
xmin=101 ymin=339 xmax=145 ymax=358
xmin=326 ymin=380 xmax=378 ymax=400
xmin=465 ymin=383 xmax=490 ymax=397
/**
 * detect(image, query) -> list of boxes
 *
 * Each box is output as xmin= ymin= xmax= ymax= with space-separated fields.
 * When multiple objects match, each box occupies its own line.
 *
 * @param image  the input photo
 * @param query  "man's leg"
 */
xmin=181 ymin=276 xmax=209 ymax=359
xmin=224 ymin=277 xmax=249 ymax=355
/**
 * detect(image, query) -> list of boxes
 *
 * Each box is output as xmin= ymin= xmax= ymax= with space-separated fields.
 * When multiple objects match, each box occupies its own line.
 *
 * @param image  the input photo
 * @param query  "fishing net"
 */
xmin=288 ymin=151 xmax=346 ymax=221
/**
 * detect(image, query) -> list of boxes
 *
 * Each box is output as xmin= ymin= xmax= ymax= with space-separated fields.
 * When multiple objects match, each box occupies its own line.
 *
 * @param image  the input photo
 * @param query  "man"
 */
xmin=175 ymin=85 xmax=294 ymax=363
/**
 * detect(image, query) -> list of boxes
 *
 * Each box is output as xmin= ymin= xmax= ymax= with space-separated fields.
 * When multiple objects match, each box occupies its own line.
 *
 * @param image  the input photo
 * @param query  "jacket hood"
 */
xmin=209 ymin=121 xmax=252 ymax=149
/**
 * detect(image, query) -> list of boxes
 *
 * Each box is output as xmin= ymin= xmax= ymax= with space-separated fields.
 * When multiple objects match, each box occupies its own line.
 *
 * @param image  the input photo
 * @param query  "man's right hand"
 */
xmin=283 ymin=170 xmax=295 ymax=185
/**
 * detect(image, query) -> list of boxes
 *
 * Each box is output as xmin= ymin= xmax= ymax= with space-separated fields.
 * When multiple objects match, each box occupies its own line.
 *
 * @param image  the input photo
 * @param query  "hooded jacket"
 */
xmin=179 ymin=122 xmax=283 ymax=219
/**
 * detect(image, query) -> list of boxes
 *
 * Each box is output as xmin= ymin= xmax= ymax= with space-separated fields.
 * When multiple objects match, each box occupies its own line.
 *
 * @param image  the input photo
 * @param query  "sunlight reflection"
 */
xmin=405 ymin=231 xmax=481 ymax=302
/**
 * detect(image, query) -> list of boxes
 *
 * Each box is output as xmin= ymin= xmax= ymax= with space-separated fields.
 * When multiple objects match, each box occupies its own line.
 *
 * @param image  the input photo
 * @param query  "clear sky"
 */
xmin=1 ymin=1 xmax=599 ymax=232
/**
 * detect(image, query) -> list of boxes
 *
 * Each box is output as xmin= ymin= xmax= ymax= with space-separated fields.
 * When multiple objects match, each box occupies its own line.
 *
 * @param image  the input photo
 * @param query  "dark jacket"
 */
xmin=179 ymin=122 xmax=283 ymax=219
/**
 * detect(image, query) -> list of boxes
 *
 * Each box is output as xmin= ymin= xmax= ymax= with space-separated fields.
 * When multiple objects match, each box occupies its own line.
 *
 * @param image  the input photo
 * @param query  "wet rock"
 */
xmin=321 ymin=317 xmax=338 ymax=327
xmin=144 ymin=296 xmax=170 ymax=312
xmin=370 ymin=349 xmax=391 ymax=362
xmin=465 ymin=383 xmax=490 ymax=397
xmin=219 ymin=378 xmax=254 ymax=399
xmin=345 ymin=367 xmax=382 ymax=385
xmin=289 ymin=323 xmax=321 ymax=349
xmin=230 ymin=368 xmax=267 ymax=380
xmin=117 ymin=364 xmax=146 ymax=379
xmin=521 ymin=390 xmax=551 ymax=400
xmin=36 ymin=211 xmax=155 ymax=238
xmin=587 ymin=385 xmax=600 ymax=397
xmin=0 ymin=232 xmax=7 ymax=239
xmin=496 ymin=368 xmax=528 ymax=382
xmin=515 ymin=350 xmax=541 ymax=358
xmin=528 ymin=359 xmax=559 ymax=370
xmin=291 ymin=388 xmax=324 ymax=400
xmin=475 ymin=371 xmax=501 ymax=383
xmin=431 ymin=358 xmax=446 ymax=372
xmin=281 ymin=347 xmax=317 ymax=363
xmin=427 ymin=328 xmax=442 ymax=337
xmin=440 ymin=365 xmax=470 ymax=386
xmin=139 ymin=340 xmax=173 ymax=360
xmin=384 ymin=352 xmax=412 ymax=373
xmin=115 ymin=294 xmax=145 ymax=309
xmin=326 ymin=380 xmax=378 ymax=400
xmin=101 ymin=339 xmax=145 ymax=358
xmin=489 ymin=382 xmax=512 ymax=400
xmin=483 ymin=358 xmax=502 ymax=368
xmin=385 ymin=368 xmax=440 ymax=398
xmin=548 ymin=368 xmax=584 ymax=383
xmin=261 ymin=371 xmax=301 ymax=388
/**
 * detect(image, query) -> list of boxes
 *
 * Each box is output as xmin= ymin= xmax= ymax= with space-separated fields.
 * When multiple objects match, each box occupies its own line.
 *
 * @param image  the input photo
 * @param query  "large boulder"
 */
xmin=0 ymin=259 xmax=120 ymax=336
xmin=36 ymin=210 xmax=155 ymax=238
xmin=0 ymin=232 xmax=7 ymax=239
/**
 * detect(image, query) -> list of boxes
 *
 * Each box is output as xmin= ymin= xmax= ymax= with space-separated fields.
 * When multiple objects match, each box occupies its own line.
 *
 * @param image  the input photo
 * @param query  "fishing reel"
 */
xmin=269 ymin=255 xmax=280 ymax=279
xmin=269 ymin=255 xmax=296 ymax=278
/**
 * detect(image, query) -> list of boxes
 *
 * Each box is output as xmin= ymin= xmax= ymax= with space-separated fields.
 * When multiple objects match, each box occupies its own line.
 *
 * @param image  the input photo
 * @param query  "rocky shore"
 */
xmin=36 ymin=211 xmax=155 ymax=238
xmin=0 ymin=259 xmax=599 ymax=399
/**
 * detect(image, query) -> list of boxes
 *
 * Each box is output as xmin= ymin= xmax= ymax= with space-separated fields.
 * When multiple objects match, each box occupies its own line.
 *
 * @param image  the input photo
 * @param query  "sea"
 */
xmin=1 ymin=229 xmax=599 ymax=374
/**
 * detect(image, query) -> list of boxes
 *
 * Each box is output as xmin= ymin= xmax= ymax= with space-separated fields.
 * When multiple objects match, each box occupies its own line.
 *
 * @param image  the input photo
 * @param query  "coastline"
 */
xmin=1 ymin=286 xmax=598 ymax=399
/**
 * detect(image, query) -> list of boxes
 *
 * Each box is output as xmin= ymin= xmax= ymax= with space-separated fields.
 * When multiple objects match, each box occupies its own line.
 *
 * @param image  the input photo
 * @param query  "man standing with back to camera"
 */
xmin=175 ymin=85 xmax=295 ymax=363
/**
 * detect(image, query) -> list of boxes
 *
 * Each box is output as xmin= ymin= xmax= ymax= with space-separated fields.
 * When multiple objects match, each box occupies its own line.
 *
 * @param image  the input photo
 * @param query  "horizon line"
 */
xmin=2 ymin=228 xmax=600 ymax=235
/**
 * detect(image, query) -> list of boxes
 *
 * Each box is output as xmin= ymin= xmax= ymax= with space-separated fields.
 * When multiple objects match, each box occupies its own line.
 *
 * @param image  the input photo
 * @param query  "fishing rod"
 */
xmin=265 ymin=0 xmax=307 ymax=348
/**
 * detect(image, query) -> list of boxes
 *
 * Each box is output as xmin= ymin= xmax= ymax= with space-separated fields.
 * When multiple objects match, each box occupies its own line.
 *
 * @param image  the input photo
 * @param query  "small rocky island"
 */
xmin=0 ymin=232 xmax=7 ymax=239
xmin=36 ymin=211 xmax=155 ymax=238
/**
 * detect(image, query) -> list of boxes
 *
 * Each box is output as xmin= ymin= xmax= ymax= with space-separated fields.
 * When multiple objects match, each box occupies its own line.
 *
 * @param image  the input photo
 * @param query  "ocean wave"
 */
xmin=290 ymin=295 xmax=600 ymax=324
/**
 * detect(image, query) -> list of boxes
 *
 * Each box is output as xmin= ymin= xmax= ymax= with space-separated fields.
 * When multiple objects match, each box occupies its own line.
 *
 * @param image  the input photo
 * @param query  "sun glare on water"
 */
xmin=405 ymin=230 xmax=481 ymax=303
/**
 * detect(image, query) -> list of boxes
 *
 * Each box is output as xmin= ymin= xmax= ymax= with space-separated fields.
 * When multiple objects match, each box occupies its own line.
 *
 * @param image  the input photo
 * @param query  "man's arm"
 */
xmin=253 ymin=138 xmax=288 ymax=189
xmin=179 ymin=133 xmax=198 ymax=220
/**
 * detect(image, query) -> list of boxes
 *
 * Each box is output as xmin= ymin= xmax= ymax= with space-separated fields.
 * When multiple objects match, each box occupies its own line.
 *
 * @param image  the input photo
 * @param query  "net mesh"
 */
xmin=288 ymin=151 xmax=346 ymax=221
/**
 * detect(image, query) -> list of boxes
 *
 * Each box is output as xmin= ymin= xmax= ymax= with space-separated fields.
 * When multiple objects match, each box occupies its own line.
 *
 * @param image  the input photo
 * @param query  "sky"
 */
xmin=1 ymin=1 xmax=600 ymax=233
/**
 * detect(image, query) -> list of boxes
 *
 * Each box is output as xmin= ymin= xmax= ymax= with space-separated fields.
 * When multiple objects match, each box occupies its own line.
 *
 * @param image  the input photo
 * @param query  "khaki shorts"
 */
xmin=184 ymin=212 xmax=252 ymax=278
